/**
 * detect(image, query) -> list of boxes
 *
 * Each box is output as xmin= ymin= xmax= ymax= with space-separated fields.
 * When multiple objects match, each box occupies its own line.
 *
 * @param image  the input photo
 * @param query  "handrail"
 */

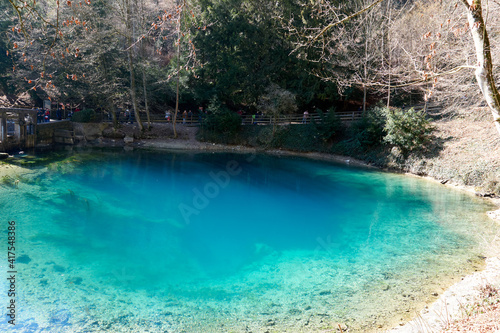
xmin=113 ymin=111 xmax=365 ymax=126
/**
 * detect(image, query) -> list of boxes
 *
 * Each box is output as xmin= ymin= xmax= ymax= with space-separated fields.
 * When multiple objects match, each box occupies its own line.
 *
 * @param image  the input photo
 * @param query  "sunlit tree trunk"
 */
xmin=461 ymin=0 xmax=500 ymax=135
xmin=386 ymin=2 xmax=392 ymax=108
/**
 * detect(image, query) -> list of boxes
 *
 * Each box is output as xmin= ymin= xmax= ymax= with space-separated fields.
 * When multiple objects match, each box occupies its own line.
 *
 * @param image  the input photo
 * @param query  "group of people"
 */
xmin=36 ymin=108 xmax=51 ymax=123
xmin=162 ymin=107 xmax=312 ymax=125
xmin=36 ymin=106 xmax=74 ymax=123
xmin=165 ymin=107 xmax=204 ymax=124
xmin=120 ymin=109 xmax=135 ymax=124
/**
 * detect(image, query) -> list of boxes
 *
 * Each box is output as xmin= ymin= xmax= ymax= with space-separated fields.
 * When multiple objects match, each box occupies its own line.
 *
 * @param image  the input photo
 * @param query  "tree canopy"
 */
xmin=2 ymin=0 xmax=499 ymax=134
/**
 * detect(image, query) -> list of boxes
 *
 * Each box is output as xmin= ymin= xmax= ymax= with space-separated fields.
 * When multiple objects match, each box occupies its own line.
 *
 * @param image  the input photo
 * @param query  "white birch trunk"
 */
xmin=462 ymin=0 xmax=500 ymax=135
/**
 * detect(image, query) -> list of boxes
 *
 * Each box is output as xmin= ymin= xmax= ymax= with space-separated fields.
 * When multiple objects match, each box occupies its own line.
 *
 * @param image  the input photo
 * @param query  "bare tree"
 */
xmin=459 ymin=0 xmax=500 ymax=134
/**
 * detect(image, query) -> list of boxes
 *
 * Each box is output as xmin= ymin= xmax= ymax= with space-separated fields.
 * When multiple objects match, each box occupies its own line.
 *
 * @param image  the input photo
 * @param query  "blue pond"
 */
xmin=0 ymin=149 xmax=498 ymax=332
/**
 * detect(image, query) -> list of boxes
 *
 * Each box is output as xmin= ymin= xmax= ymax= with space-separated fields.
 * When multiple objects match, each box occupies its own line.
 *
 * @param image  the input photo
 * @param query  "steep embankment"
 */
xmin=393 ymin=109 xmax=500 ymax=194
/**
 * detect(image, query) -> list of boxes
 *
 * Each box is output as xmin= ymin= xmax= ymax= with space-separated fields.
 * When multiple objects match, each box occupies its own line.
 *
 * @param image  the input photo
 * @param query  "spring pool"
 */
xmin=1 ymin=149 xmax=498 ymax=332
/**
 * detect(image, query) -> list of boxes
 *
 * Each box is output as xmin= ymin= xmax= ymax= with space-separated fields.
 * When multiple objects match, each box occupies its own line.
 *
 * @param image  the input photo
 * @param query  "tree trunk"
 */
xmin=126 ymin=0 xmax=144 ymax=131
xmin=142 ymin=68 xmax=151 ymax=130
xmin=363 ymin=35 xmax=368 ymax=115
xmin=108 ymin=100 xmax=118 ymax=127
xmin=462 ymin=0 xmax=500 ymax=135
xmin=172 ymin=0 xmax=185 ymax=139
xmin=173 ymin=39 xmax=180 ymax=138
xmin=386 ymin=3 xmax=392 ymax=109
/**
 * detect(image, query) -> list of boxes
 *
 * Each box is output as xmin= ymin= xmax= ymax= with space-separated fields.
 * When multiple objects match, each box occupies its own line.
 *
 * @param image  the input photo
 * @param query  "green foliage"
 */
xmin=72 ymin=109 xmax=97 ymax=123
xmin=199 ymin=97 xmax=242 ymax=142
xmin=190 ymin=0 xmax=339 ymax=109
xmin=349 ymin=106 xmax=386 ymax=149
xmin=383 ymin=107 xmax=435 ymax=154
xmin=271 ymin=124 xmax=321 ymax=151
xmin=312 ymin=108 xmax=342 ymax=142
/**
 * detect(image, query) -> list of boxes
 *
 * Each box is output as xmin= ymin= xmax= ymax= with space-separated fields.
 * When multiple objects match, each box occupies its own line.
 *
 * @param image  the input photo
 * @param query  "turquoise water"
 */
xmin=1 ymin=149 xmax=499 ymax=332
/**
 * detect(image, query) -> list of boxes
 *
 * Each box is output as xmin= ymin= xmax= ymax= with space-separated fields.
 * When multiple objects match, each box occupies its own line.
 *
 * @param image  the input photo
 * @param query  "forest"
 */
xmin=1 ymin=0 xmax=499 ymax=134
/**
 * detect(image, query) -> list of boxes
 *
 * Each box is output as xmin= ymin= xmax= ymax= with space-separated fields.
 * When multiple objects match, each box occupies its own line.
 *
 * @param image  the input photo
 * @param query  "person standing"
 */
xmin=182 ymin=110 xmax=187 ymax=124
xmin=302 ymin=110 xmax=309 ymax=124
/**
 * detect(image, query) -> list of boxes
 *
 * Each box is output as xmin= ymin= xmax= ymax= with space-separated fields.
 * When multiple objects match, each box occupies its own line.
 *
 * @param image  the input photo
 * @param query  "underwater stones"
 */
xmin=318 ymin=290 xmax=332 ymax=296
xmin=53 ymin=264 xmax=66 ymax=273
xmin=49 ymin=309 xmax=71 ymax=326
xmin=22 ymin=321 xmax=39 ymax=331
xmin=17 ymin=254 xmax=31 ymax=264
xmin=67 ymin=277 xmax=83 ymax=285
xmin=264 ymin=319 xmax=276 ymax=326
xmin=254 ymin=243 xmax=274 ymax=258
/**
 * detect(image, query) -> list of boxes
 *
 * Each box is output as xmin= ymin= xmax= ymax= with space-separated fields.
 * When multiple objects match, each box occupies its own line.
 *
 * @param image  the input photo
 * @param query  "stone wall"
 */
xmin=72 ymin=122 xmax=111 ymax=143
xmin=36 ymin=121 xmax=73 ymax=146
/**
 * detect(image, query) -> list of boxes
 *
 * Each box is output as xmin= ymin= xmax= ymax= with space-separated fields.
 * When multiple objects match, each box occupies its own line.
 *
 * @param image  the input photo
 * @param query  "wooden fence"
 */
xmin=110 ymin=110 xmax=365 ymax=126
xmin=125 ymin=105 xmax=440 ymax=126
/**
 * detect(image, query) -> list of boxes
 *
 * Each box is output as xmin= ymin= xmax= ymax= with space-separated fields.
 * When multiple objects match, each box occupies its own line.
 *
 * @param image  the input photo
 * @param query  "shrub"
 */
xmin=312 ymin=108 xmax=342 ymax=143
xmin=72 ymin=109 xmax=96 ymax=123
xmin=344 ymin=106 xmax=386 ymax=151
xmin=271 ymin=124 xmax=319 ymax=151
xmin=199 ymin=97 xmax=241 ymax=142
xmin=383 ymin=107 xmax=435 ymax=154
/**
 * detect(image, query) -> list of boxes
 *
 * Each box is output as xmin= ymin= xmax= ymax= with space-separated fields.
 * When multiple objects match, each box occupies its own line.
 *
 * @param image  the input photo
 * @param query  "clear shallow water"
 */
xmin=1 ymin=149 xmax=499 ymax=332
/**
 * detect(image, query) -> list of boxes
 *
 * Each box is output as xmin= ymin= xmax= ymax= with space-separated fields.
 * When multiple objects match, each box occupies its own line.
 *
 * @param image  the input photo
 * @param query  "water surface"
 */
xmin=0 ymin=149 xmax=498 ymax=332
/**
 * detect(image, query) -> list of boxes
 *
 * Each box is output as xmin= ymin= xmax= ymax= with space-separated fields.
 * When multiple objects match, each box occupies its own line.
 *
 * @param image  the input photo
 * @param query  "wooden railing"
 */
xmin=41 ymin=103 xmax=442 ymax=126
xmin=107 ymin=110 xmax=365 ymax=126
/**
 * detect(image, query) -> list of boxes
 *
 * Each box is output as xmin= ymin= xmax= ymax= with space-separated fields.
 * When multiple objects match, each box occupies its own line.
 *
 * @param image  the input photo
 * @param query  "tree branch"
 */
xmin=309 ymin=0 xmax=384 ymax=46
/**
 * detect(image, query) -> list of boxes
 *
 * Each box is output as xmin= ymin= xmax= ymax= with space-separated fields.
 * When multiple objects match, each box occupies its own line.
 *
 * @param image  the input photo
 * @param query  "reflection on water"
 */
xmin=0 ymin=149 xmax=498 ymax=332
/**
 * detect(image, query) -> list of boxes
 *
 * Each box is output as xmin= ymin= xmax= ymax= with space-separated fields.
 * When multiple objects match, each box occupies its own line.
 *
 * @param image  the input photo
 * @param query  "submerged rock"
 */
xmin=49 ymin=309 xmax=71 ymax=326
xmin=17 ymin=254 xmax=32 ymax=264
